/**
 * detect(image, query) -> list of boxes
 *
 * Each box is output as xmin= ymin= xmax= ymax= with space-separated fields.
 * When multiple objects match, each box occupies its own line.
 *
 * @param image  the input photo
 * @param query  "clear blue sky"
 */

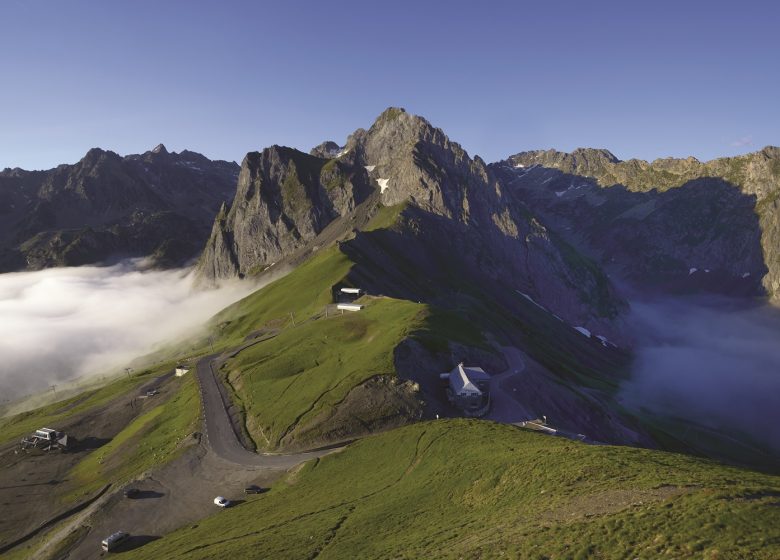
xmin=2 ymin=0 xmax=778 ymax=170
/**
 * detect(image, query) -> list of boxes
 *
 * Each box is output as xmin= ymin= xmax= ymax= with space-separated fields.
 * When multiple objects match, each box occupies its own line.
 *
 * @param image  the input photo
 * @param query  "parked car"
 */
xmin=244 ymin=485 xmax=265 ymax=494
xmin=101 ymin=531 xmax=129 ymax=552
xmin=146 ymin=389 xmax=159 ymax=397
xmin=214 ymin=496 xmax=231 ymax=508
xmin=124 ymin=488 xmax=140 ymax=499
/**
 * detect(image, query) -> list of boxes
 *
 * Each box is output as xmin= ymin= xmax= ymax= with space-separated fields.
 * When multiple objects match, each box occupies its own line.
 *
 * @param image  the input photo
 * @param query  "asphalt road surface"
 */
xmin=485 ymin=346 xmax=535 ymax=423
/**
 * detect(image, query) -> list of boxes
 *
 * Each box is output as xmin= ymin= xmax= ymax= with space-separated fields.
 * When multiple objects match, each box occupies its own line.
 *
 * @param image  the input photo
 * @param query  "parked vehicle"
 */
xmin=214 ymin=496 xmax=231 ymax=508
xmin=244 ymin=485 xmax=265 ymax=494
xmin=101 ymin=531 xmax=129 ymax=552
xmin=124 ymin=488 xmax=140 ymax=499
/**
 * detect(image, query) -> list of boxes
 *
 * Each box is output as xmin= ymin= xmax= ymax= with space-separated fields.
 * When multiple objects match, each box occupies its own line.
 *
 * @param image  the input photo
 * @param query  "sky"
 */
xmin=1 ymin=0 xmax=779 ymax=170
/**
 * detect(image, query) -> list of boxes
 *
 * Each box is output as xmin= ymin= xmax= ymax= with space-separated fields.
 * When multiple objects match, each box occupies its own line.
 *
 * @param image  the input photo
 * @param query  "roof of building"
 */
xmin=448 ymin=363 xmax=489 ymax=395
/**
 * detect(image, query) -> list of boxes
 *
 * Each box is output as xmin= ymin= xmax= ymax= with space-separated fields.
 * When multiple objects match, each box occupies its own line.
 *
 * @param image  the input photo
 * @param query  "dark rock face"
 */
xmin=494 ymin=148 xmax=780 ymax=298
xmin=198 ymin=108 xmax=628 ymax=339
xmin=197 ymin=146 xmax=374 ymax=280
xmin=0 ymin=147 xmax=239 ymax=270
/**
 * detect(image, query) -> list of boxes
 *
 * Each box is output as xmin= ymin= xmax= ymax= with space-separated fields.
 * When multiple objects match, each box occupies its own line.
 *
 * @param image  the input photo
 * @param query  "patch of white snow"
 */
xmin=742 ymin=272 xmax=751 ymax=278
xmin=516 ymin=290 xmax=546 ymax=311
xmin=364 ymin=165 xmax=375 ymax=172
xmin=377 ymin=178 xmax=390 ymax=194
xmin=574 ymin=326 xmax=592 ymax=338
xmin=689 ymin=268 xmax=698 ymax=275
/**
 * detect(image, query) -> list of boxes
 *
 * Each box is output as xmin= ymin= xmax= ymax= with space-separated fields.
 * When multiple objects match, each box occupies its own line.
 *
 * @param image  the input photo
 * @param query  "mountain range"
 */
xmin=0 ymin=144 xmax=238 ymax=270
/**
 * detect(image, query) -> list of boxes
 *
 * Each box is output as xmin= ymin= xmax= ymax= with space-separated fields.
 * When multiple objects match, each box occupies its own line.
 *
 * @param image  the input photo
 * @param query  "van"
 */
xmin=101 ymin=531 xmax=129 ymax=552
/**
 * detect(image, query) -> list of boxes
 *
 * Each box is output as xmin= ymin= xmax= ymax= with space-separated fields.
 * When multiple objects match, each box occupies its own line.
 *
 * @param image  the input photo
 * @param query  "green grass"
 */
xmin=223 ymin=297 xmax=486 ymax=450
xmin=129 ymin=419 xmax=780 ymax=559
xmin=64 ymin=374 xmax=200 ymax=501
xmin=364 ymin=201 xmax=408 ymax=232
xmin=0 ymin=364 xmax=172 ymax=446
xmin=210 ymin=246 xmax=354 ymax=348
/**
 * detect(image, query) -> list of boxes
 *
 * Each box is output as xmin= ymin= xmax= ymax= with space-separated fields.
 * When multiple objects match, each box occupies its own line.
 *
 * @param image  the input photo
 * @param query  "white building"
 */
xmin=340 ymin=287 xmax=362 ymax=295
xmin=337 ymin=303 xmax=363 ymax=312
xmin=442 ymin=363 xmax=491 ymax=415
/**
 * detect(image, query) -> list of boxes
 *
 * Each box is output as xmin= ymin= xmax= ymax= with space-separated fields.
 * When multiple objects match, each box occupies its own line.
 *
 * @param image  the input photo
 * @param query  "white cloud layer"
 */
xmin=0 ymin=261 xmax=255 ymax=400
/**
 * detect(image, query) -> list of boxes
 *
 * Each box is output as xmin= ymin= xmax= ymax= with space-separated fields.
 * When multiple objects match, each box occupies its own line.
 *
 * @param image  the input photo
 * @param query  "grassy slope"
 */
xmin=64 ymin=374 xmax=200 ymax=501
xmin=0 ymin=364 xmax=172 ymax=446
xmin=211 ymin=246 xmax=353 ymax=348
xmin=225 ymin=298 xmax=424 ymax=449
xmin=130 ymin=419 xmax=780 ymax=559
xmin=209 ymin=222 xmax=489 ymax=450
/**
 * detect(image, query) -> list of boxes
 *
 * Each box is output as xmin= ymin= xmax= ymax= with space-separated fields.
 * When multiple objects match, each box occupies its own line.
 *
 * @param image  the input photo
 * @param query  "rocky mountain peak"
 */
xmin=151 ymin=143 xmax=168 ymax=154
xmin=310 ymin=141 xmax=341 ymax=158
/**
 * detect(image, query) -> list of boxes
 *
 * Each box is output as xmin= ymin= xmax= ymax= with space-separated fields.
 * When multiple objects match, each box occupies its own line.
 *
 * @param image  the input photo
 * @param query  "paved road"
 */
xmin=196 ymin=351 xmax=331 ymax=468
xmin=485 ymin=346 xmax=536 ymax=423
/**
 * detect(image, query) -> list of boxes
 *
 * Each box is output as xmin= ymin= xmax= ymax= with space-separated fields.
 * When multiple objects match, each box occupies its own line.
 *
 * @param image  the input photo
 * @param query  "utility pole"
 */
xmin=125 ymin=367 xmax=133 ymax=379
xmin=290 ymin=311 xmax=296 ymax=327
xmin=50 ymin=384 xmax=57 ymax=394
xmin=209 ymin=336 xmax=214 ymax=353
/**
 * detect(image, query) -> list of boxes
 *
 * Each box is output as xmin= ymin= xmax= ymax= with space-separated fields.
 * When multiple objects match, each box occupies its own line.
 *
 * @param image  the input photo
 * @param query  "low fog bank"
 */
xmin=0 ymin=261 xmax=256 ymax=401
xmin=620 ymin=294 xmax=780 ymax=454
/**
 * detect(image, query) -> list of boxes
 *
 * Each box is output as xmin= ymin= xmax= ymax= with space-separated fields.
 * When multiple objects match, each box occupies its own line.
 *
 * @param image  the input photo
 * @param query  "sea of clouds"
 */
xmin=0 ymin=260 xmax=255 ymax=401
xmin=620 ymin=294 xmax=780 ymax=454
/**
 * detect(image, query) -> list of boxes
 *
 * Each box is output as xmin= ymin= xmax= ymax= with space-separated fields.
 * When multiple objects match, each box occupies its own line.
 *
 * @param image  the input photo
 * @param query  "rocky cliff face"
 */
xmin=198 ymin=108 xmax=628 ymax=339
xmin=197 ymin=146 xmax=373 ymax=280
xmin=495 ymin=147 xmax=780 ymax=298
xmin=0 ymin=145 xmax=239 ymax=270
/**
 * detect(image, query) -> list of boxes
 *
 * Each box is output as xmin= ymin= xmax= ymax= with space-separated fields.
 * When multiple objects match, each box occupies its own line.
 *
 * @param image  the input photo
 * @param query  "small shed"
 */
xmin=336 ymin=303 xmax=363 ymax=312
xmin=337 ymin=287 xmax=363 ymax=303
xmin=175 ymin=365 xmax=190 ymax=377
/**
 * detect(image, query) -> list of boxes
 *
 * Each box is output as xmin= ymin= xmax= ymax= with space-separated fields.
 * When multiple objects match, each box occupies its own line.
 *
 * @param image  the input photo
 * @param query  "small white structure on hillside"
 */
xmin=337 ymin=303 xmax=363 ymax=312
xmin=340 ymin=287 xmax=362 ymax=295
xmin=175 ymin=365 xmax=190 ymax=377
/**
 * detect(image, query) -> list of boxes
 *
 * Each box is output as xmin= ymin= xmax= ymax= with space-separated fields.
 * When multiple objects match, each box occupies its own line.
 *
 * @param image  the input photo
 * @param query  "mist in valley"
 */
xmin=621 ymin=294 xmax=780 ymax=455
xmin=0 ymin=260 xmax=256 ymax=402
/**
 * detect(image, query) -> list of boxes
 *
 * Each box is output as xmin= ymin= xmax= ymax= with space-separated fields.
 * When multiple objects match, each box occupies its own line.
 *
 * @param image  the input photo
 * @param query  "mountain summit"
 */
xmin=196 ymin=107 xmax=625 ymax=340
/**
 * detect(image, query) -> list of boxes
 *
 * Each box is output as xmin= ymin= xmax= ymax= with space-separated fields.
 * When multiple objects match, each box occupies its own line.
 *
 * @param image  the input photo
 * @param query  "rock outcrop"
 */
xmin=197 ymin=146 xmax=373 ymax=280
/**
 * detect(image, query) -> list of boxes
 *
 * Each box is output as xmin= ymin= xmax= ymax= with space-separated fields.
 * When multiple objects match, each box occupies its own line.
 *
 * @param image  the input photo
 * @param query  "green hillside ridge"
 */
xmin=64 ymin=373 xmax=200 ymax=501
xmin=129 ymin=419 xmax=780 ymax=559
xmin=222 ymin=297 xmax=486 ymax=451
xmin=0 ymin=363 xmax=173 ymax=446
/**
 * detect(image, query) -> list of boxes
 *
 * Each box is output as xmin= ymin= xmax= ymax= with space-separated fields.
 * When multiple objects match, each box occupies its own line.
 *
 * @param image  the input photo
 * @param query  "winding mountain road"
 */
xmin=195 ymin=351 xmax=332 ymax=467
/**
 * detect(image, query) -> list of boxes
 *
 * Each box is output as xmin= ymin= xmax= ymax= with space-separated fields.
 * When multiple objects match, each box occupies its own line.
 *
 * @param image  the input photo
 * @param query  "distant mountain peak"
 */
xmin=151 ymin=143 xmax=168 ymax=154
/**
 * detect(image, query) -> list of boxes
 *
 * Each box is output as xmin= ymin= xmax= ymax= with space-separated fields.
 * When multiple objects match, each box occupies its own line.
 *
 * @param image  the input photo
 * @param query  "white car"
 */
xmin=214 ymin=496 xmax=231 ymax=508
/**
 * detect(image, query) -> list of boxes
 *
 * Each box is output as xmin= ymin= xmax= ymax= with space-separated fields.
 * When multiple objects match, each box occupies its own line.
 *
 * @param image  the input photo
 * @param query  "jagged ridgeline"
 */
xmin=197 ymin=108 xmax=625 ymax=339
xmin=0 ymin=145 xmax=238 ymax=270
xmin=492 ymin=147 xmax=780 ymax=299
xmin=191 ymin=108 xmax=647 ymax=453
